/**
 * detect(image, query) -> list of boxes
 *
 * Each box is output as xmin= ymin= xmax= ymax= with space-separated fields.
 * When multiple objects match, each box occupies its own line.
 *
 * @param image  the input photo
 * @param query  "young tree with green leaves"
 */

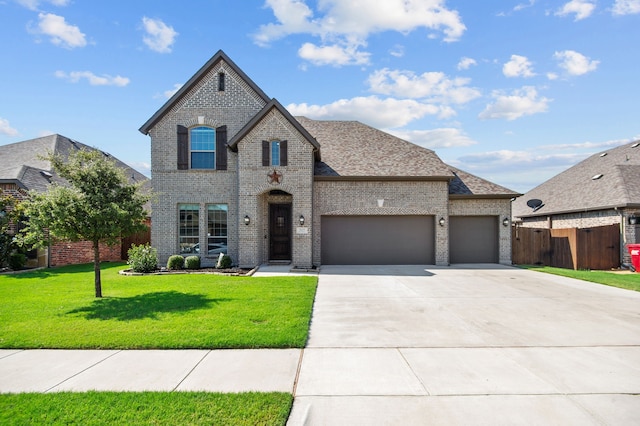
xmin=17 ymin=149 xmax=150 ymax=297
xmin=0 ymin=194 xmax=16 ymax=268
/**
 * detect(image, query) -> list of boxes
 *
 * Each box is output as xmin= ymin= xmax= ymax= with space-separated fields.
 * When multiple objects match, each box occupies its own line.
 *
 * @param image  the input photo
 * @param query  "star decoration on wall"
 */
xmin=268 ymin=169 xmax=282 ymax=184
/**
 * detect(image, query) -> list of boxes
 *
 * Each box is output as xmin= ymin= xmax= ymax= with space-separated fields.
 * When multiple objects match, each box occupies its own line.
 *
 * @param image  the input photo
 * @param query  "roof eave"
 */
xmin=139 ymin=50 xmax=271 ymax=135
xmin=314 ymin=175 xmax=454 ymax=182
xmin=515 ymin=202 xmax=640 ymax=218
xmin=450 ymin=193 xmax=522 ymax=200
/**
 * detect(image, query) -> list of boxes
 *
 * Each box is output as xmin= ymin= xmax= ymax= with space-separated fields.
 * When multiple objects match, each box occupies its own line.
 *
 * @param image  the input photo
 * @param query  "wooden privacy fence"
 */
xmin=512 ymin=224 xmax=620 ymax=270
xmin=120 ymin=219 xmax=151 ymax=260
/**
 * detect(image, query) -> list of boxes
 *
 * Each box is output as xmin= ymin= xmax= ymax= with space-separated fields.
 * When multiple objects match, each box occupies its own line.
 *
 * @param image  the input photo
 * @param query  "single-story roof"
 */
xmin=513 ymin=140 xmax=640 ymax=218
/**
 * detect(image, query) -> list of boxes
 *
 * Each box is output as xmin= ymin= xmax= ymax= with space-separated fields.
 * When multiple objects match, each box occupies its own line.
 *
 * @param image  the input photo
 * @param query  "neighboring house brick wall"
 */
xmin=449 ymin=198 xmax=513 ymax=264
xmin=313 ymin=180 xmax=450 ymax=265
xmin=50 ymin=241 xmax=121 ymax=267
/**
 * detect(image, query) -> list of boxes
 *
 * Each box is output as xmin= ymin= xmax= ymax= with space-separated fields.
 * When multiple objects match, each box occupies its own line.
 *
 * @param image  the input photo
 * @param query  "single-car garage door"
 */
xmin=449 ymin=216 xmax=499 ymax=263
xmin=321 ymin=215 xmax=435 ymax=265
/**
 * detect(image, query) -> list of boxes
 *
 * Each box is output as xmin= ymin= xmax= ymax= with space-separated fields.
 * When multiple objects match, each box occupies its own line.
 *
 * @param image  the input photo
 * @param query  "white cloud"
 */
xmin=555 ymin=0 xmax=596 ymax=21
xmin=298 ymin=42 xmax=370 ymax=66
xmin=287 ymin=96 xmax=451 ymax=128
xmin=503 ymin=54 xmax=535 ymax=78
xmin=553 ymin=50 xmax=599 ymax=75
xmin=255 ymin=0 xmax=466 ymax=66
xmin=388 ymin=128 xmax=478 ymax=149
xmin=0 ymin=117 xmax=19 ymax=136
xmin=34 ymin=12 xmax=86 ymax=49
xmin=612 ymin=0 xmax=640 ymax=15
xmin=142 ymin=17 xmax=178 ymax=53
xmin=514 ymin=0 xmax=536 ymax=11
xmin=163 ymin=83 xmax=183 ymax=99
xmin=55 ymin=70 xmax=130 ymax=87
xmin=17 ymin=0 xmax=70 ymax=11
xmin=389 ymin=44 xmax=405 ymax=58
xmin=456 ymin=149 xmax=585 ymax=172
xmin=547 ymin=72 xmax=558 ymax=80
xmin=457 ymin=57 xmax=477 ymax=70
xmin=479 ymin=86 xmax=550 ymax=121
xmin=368 ymin=68 xmax=481 ymax=104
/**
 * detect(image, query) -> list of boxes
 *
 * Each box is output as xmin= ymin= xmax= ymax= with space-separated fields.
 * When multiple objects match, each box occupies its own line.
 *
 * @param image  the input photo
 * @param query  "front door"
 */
xmin=269 ymin=203 xmax=291 ymax=260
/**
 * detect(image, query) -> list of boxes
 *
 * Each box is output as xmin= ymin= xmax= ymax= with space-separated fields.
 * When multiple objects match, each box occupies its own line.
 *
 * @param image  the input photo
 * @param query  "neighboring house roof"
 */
xmin=228 ymin=99 xmax=321 ymax=160
xmin=513 ymin=141 xmax=640 ymax=219
xmin=139 ymin=50 xmax=271 ymax=135
xmin=0 ymin=134 xmax=148 ymax=193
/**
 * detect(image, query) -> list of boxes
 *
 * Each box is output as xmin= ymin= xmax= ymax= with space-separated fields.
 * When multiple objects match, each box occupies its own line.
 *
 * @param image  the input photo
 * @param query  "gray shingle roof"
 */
xmin=296 ymin=117 xmax=518 ymax=197
xmin=297 ymin=117 xmax=454 ymax=179
xmin=0 ymin=134 xmax=148 ymax=193
xmin=513 ymin=141 xmax=640 ymax=218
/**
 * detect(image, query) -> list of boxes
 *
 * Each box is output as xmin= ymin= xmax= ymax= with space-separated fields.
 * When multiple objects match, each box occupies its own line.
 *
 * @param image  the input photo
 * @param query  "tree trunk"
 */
xmin=93 ymin=240 xmax=102 ymax=298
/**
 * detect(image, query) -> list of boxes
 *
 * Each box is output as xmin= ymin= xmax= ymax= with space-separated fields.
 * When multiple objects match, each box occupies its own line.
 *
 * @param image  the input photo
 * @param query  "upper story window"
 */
xmin=262 ymin=140 xmax=288 ymax=167
xmin=190 ymin=127 xmax=215 ymax=169
xmin=218 ymin=72 xmax=225 ymax=91
xmin=177 ymin=124 xmax=227 ymax=171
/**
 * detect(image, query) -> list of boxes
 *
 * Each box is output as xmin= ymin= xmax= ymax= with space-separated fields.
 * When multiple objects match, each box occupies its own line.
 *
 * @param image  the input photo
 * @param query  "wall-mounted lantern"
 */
xmin=438 ymin=217 xmax=445 ymax=227
xmin=502 ymin=217 xmax=510 ymax=227
xmin=299 ymin=215 xmax=305 ymax=226
xmin=244 ymin=215 xmax=250 ymax=226
xmin=630 ymin=214 xmax=638 ymax=225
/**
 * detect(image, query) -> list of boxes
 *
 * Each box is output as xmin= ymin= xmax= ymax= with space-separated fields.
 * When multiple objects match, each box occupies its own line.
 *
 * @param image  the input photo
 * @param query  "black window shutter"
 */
xmin=216 ymin=125 xmax=227 ymax=170
xmin=262 ymin=140 xmax=270 ymax=166
xmin=280 ymin=140 xmax=288 ymax=166
xmin=177 ymin=125 xmax=188 ymax=170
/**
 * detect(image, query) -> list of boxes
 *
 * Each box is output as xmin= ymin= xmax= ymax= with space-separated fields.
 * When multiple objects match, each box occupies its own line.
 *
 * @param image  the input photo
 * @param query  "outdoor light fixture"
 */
xmin=503 ymin=217 xmax=510 ymax=227
xmin=299 ymin=215 xmax=305 ymax=226
xmin=439 ymin=217 xmax=445 ymax=227
xmin=630 ymin=214 xmax=638 ymax=225
xmin=244 ymin=215 xmax=250 ymax=226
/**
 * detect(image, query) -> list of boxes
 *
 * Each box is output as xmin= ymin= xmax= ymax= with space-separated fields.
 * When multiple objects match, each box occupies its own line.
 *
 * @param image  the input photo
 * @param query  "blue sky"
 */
xmin=1 ymin=0 xmax=639 ymax=193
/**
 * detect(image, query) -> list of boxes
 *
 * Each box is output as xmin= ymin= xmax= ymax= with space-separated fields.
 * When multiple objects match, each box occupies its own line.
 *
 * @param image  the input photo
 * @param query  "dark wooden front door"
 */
xmin=269 ymin=204 xmax=291 ymax=260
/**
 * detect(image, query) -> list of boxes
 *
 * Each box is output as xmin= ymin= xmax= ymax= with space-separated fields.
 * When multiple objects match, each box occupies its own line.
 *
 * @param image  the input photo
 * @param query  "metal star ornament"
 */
xmin=268 ymin=169 xmax=282 ymax=184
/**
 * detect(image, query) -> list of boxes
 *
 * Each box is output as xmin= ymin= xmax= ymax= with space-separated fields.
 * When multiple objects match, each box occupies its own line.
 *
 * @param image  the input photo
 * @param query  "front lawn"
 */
xmin=0 ymin=263 xmax=317 ymax=349
xmin=0 ymin=391 xmax=292 ymax=425
xmin=519 ymin=265 xmax=640 ymax=292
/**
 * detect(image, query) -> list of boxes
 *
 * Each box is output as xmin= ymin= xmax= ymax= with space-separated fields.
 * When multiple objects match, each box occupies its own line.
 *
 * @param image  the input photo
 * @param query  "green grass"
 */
xmin=519 ymin=265 xmax=640 ymax=292
xmin=0 ymin=262 xmax=317 ymax=349
xmin=0 ymin=391 xmax=292 ymax=425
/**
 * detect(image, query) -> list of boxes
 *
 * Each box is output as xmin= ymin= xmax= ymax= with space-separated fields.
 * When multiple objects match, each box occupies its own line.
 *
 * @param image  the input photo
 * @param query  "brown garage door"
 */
xmin=449 ymin=216 xmax=499 ymax=263
xmin=321 ymin=215 xmax=435 ymax=265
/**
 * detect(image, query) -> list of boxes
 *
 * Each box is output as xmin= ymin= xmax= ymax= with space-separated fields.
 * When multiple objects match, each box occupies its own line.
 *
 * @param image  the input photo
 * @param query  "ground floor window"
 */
xmin=178 ymin=204 xmax=199 ymax=254
xmin=207 ymin=204 xmax=228 ymax=256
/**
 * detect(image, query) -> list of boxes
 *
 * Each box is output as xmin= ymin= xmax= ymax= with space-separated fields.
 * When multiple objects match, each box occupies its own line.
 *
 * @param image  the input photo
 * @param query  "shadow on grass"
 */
xmin=67 ymin=291 xmax=228 ymax=321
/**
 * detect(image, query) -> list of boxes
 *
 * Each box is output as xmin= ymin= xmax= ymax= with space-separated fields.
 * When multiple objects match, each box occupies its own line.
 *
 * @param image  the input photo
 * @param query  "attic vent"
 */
xmin=40 ymin=170 xmax=53 ymax=179
xmin=69 ymin=140 xmax=80 ymax=149
xmin=632 ymin=142 xmax=639 ymax=148
xmin=101 ymin=150 xmax=110 ymax=157
xmin=599 ymin=152 xmax=607 ymax=157
xmin=591 ymin=174 xmax=603 ymax=180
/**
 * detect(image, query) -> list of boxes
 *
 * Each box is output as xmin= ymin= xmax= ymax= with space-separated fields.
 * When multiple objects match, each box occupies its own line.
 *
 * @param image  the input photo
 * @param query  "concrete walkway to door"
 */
xmin=288 ymin=264 xmax=640 ymax=425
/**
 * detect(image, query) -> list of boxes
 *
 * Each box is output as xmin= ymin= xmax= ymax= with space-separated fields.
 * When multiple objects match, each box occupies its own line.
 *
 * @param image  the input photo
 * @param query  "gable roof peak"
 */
xmin=139 ymin=50 xmax=271 ymax=135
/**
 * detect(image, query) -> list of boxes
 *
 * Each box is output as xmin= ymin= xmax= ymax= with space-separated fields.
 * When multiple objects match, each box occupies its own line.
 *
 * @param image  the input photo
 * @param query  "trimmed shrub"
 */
xmin=8 ymin=252 xmax=27 ymax=270
xmin=185 ymin=255 xmax=200 ymax=270
xmin=216 ymin=254 xmax=232 ymax=269
xmin=127 ymin=243 xmax=158 ymax=273
xmin=167 ymin=255 xmax=185 ymax=270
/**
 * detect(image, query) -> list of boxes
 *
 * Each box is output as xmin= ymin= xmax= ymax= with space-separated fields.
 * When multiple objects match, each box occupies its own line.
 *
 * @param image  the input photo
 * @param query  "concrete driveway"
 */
xmin=288 ymin=264 xmax=640 ymax=425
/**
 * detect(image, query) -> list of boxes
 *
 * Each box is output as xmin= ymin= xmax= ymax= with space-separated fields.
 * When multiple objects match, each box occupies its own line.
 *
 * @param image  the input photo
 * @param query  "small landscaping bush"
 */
xmin=185 ymin=255 xmax=200 ymax=270
xmin=167 ymin=255 xmax=184 ymax=270
xmin=217 ymin=254 xmax=232 ymax=269
xmin=127 ymin=243 xmax=158 ymax=273
xmin=8 ymin=252 xmax=26 ymax=271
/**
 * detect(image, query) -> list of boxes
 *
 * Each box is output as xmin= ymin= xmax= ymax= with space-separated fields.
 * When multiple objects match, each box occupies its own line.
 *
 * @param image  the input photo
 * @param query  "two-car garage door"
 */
xmin=321 ymin=215 xmax=435 ymax=265
xmin=321 ymin=215 xmax=499 ymax=264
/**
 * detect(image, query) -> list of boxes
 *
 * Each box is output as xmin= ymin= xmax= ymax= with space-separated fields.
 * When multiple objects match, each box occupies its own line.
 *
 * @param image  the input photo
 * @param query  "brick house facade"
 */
xmin=140 ymin=50 xmax=518 ymax=269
